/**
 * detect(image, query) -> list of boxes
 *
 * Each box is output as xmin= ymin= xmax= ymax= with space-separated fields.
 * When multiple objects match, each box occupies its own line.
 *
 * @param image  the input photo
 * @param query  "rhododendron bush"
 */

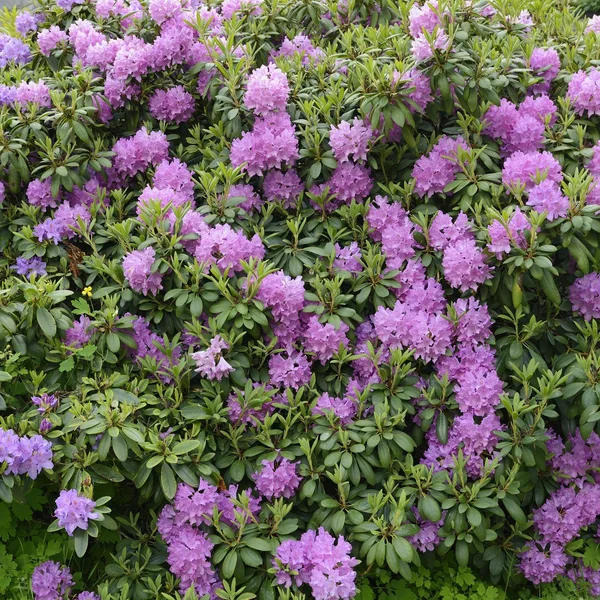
xmin=3 ymin=0 xmax=600 ymax=597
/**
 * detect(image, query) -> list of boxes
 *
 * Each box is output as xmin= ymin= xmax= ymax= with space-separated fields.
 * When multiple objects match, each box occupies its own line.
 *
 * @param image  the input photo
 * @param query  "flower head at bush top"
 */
xmin=3 ymin=0 xmax=600 ymax=598
xmin=54 ymin=489 xmax=99 ymax=536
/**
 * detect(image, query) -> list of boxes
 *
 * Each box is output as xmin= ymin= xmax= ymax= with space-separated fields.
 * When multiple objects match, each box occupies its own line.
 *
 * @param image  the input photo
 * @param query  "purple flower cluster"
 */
xmin=27 ymin=179 xmax=59 ymax=210
xmin=263 ymin=169 xmax=303 ymax=205
xmin=110 ymin=128 xmax=170 ymax=181
xmin=257 ymin=270 xmax=305 ymax=345
xmin=31 ymin=393 xmax=59 ymax=414
xmin=519 ymin=542 xmax=569 ymax=585
xmin=137 ymin=157 xmax=195 ymax=217
xmin=64 ymin=315 xmax=96 ymax=348
xmin=484 ymin=95 xmax=556 ymax=155
xmin=127 ymin=315 xmax=181 ymax=376
xmin=149 ymin=86 xmax=195 ymax=123
xmin=312 ymin=392 xmax=357 ymax=425
xmin=570 ymin=273 xmax=600 ymax=320
xmin=373 ymin=299 xmax=453 ymax=363
xmin=412 ymin=136 xmax=467 ymax=197
xmin=268 ymin=351 xmax=312 ymax=389
xmin=430 ymin=212 xmax=491 ymax=291
xmin=57 ymin=0 xmax=84 ymax=11
xmin=190 ymin=335 xmax=235 ymax=380
xmin=533 ymin=483 xmax=600 ymax=546
xmin=518 ymin=424 xmax=600 ymax=585
xmin=54 ymin=489 xmax=99 ymax=535
xmin=393 ymin=68 xmax=433 ymax=113
xmin=31 ymin=561 xmax=73 ymax=600
xmin=0 ymin=429 xmax=53 ymax=479
xmin=273 ymin=528 xmax=359 ymax=600
xmin=325 ymin=162 xmax=373 ymax=205
xmin=334 ymin=242 xmax=362 ymax=273
xmin=158 ymin=478 xmax=261 ymax=596
xmin=231 ymin=111 xmax=299 ymax=176
xmin=254 ymin=458 xmax=301 ymax=499
xmin=15 ymin=12 xmax=41 ymax=36
xmin=227 ymin=384 xmax=280 ymax=426
xmin=487 ymin=209 xmax=530 ymax=258
xmin=271 ymin=34 xmax=325 ymax=65
xmin=221 ymin=0 xmax=263 ymax=19
xmin=245 ymin=64 xmax=290 ymax=114
xmin=501 ymin=150 xmax=562 ymax=192
xmin=230 ymin=64 xmax=299 ymax=177
xmin=193 ymin=223 xmax=265 ymax=273
xmin=520 ymin=481 xmax=600 ymax=584
xmin=548 ymin=430 xmax=600 ymax=479
xmin=408 ymin=507 xmax=444 ymax=551
xmin=567 ymin=68 xmax=600 ymax=116
xmin=11 ymin=256 xmax=47 ymax=277
xmin=122 ymin=247 xmax=163 ymax=296
xmin=0 ymin=34 xmax=31 ymax=67
xmin=528 ymin=47 xmax=560 ymax=95
xmin=34 ymin=201 xmax=91 ymax=244
xmin=227 ymin=183 xmax=263 ymax=212
xmin=587 ymin=15 xmax=600 ymax=33
xmin=303 ymin=316 xmax=349 ymax=364
xmin=407 ymin=1 xmax=449 ymax=62
xmin=329 ymin=118 xmax=373 ymax=163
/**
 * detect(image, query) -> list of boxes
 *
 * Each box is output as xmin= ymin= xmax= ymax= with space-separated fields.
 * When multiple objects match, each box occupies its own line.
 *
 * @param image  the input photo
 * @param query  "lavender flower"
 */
xmin=273 ymin=528 xmax=359 ymax=599
xmin=31 ymin=561 xmax=73 ymax=600
xmin=54 ymin=489 xmax=99 ymax=535
xmin=122 ymin=247 xmax=163 ymax=296
xmin=190 ymin=335 xmax=235 ymax=380
xmin=11 ymin=257 xmax=47 ymax=277
xmin=255 ymin=458 xmax=301 ymax=499
xmin=31 ymin=393 xmax=59 ymax=414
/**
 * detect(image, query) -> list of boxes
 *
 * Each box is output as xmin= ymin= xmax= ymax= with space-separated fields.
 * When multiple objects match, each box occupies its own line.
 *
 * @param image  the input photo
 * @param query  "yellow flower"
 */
xmin=82 ymin=286 xmax=93 ymax=298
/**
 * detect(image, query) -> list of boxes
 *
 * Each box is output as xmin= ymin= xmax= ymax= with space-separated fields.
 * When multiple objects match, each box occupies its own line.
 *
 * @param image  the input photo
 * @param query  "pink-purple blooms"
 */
xmin=273 ymin=528 xmax=359 ymax=599
xmin=245 ymin=64 xmax=290 ymax=114
xmin=412 ymin=136 xmax=467 ymax=197
xmin=190 ymin=335 xmax=235 ymax=380
xmin=54 ymin=489 xmax=99 ymax=535
xmin=254 ymin=458 xmax=301 ymax=499
xmin=31 ymin=561 xmax=73 ymax=600
xmin=0 ymin=429 xmax=53 ymax=479
xmin=570 ymin=273 xmax=600 ymax=320
xmin=122 ymin=247 xmax=163 ymax=296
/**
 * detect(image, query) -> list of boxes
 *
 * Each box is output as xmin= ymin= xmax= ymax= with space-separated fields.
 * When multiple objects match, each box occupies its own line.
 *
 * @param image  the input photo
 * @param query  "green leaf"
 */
xmin=181 ymin=405 xmax=208 ymax=420
xmin=467 ymin=507 xmax=482 ymax=527
xmin=419 ymin=495 xmax=441 ymax=522
xmin=121 ymin=426 xmax=145 ymax=444
xmin=146 ymin=455 xmax=164 ymax=469
xmin=172 ymin=440 xmax=201 ymax=455
xmin=229 ymin=459 xmax=245 ymax=482
xmin=0 ymin=481 xmax=13 ymax=503
xmin=244 ymin=538 xmax=273 ymax=552
xmin=112 ymin=435 xmax=128 ymax=461
xmin=112 ymin=389 xmax=139 ymax=405
xmin=91 ymin=464 xmax=124 ymax=482
xmin=392 ymin=537 xmax=413 ymax=562
xmin=161 ymin=462 xmax=177 ymax=500
xmin=222 ymin=550 xmax=238 ymax=578
xmin=455 ymin=540 xmax=469 ymax=567
xmin=503 ymin=497 xmax=527 ymax=526
xmin=37 ymin=307 xmax=56 ymax=337
xmin=107 ymin=332 xmax=120 ymax=353
xmin=59 ymin=356 xmax=75 ymax=372
xmin=74 ymin=530 xmax=89 ymax=557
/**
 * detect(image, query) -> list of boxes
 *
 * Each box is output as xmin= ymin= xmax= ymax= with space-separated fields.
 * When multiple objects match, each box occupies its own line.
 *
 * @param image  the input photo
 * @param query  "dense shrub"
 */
xmin=2 ymin=0 xmax=600 ymax=598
